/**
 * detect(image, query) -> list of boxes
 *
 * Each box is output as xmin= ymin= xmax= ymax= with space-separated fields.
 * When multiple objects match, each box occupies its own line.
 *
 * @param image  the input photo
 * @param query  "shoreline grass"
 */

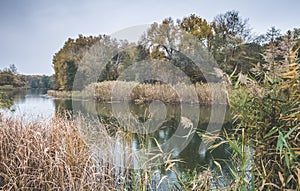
xmin=0 ymin=114 xmax=234 ymax=190
xmin=0 ymin=115 xmax=151 ymax=190
xmin=0 ymin=85 xmax=28 ymax=91
xmin=48 ymin=81 xmax=229 ymax=105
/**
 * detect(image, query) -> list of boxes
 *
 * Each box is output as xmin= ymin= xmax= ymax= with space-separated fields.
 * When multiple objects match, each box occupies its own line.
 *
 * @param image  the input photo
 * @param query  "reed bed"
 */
xmin=86 ymin=81 xmax=228 ymax=104
xmin=0 ymin=114 xmax=222 ymax=190
xmin=48 ymin=81 xmax=228 ymax=105
xmin=47 ymin=90 xmax=88 ymax=99
xmin=0 ymin=115 xmax=140 ymax=190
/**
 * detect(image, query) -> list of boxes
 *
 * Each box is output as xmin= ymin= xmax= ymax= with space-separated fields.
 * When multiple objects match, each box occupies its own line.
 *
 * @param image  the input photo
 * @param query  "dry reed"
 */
xmin=87 ymin=81 xmax=228 ymax=105
xmin=0 ymin=115 xmax=139 ymax=190
xmin=48 ymin=81 xmax=229 ymax=105
xmin=0 ymin=114 xmax=217 ymax=190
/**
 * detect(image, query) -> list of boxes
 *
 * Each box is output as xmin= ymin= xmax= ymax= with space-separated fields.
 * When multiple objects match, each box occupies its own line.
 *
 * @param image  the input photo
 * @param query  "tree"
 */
xmin=9 ymin=64 xmax=18 ymax=74
xmin=41 ymin=75 xmax=51 ymax=89
xmin=231 ymin=42 xmax=264 ymax=73
xmin=140 ymin=17 xmax=220 ymax=83
xmin=266 ymin=27 xmax=281 ymax=43
xmin=0 ymin=64 xmax=23 ymax=87
xmin=211 ymin=10 xmax=251 ymax=73
xmin=135 ymin=45 xmax=150 ymax=62
xmin=0 ymin=91 xmax=13 ymax=108
xmin=0 ymin=71 xmax=15 ymax=86
xmin=140 ymin=17 xmax=180 ymax=60
xmin=180 ymin=14 xmax=213 ymax=50
xmin=52 ymin=35 xmax=101 ymax=90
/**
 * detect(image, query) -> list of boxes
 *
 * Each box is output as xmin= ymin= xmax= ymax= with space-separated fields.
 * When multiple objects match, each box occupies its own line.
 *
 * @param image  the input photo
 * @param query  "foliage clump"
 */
xmin=229 ymin=29 xmax=300 ymax=190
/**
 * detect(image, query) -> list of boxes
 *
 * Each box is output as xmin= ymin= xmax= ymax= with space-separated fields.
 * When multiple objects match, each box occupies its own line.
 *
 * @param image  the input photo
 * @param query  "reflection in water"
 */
xmin=2 ymin=90 xmax=234 ymax=188
xmin=54 ymin=99 xmax=73 ymax=114
xmin=69 ymin=99 xmax=232 ymax=179
xmin=1 ymin=89 xmax=55 ymax=120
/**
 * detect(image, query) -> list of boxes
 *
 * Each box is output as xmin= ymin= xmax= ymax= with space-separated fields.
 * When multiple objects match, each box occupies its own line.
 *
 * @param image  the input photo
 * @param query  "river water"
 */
xmin=1 ymin=89 xmax=234 ymax=188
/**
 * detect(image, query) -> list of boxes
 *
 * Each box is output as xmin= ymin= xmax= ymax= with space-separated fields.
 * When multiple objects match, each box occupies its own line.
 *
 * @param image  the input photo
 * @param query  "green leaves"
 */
xmin=229 ymin=29 xmax=300 ymax=189
xmin=264 ymin=126 xmax=279 ymax=139
xmin=0 ymin=91 xmax=13 ymax=108
xmin=53 ymin=35 xmax=101 ymax=91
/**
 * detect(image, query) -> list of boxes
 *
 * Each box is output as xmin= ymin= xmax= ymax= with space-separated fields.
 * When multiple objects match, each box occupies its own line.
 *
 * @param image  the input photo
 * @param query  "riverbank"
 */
xmin=0 ymin=115 xmax=132 ymax=190
xmin=0 ymin=114 xmax=229 ymax=190
xmin=0 ymin=85 xmax=28 ymax=91
xmin=48 ymin=81 xmax=229 ymax=104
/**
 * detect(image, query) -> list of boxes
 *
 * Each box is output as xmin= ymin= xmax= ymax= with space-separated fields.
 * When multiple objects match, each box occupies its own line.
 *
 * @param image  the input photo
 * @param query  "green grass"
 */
xmin=228 ymin=61 xmax=300 ymax=190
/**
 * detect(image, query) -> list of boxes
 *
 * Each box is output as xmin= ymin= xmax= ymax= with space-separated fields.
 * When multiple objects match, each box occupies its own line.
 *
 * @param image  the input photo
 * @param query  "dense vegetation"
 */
xmin=48 ymin=81 xmax=228 ymax=104
xmin=0 ymin=65 xmax=52 ymax=108
xmin=50 ymin=10 xmax=300 ymax=190
xmin=52 ymin=11 xmax=256 ymax=91
xmin=0 ymin=91 xmax=13 ymax=108
xmin=52 ymin=11 xmax=300 ymax=91
xmin=0 ymin=64 xmax=52 ymax=89
xmin=227 ymin=31 xmax=300 ymax=190
xmin=0 ymin=115 xmax=217 ymax=190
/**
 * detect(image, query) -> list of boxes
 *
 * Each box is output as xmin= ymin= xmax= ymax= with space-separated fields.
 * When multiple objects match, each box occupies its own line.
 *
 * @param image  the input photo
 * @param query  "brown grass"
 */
xmin=0 ymin=115 xmax=136 ymax=190
xmin=0 ymin=113 xmax=227 ymax=190
xmin=87 ymin=81 xmax=228 ymax=104
xmin=48 ymin=81 xmax=229 ymax=105
xmin=0 ymin=114 xmax=215 ymax=190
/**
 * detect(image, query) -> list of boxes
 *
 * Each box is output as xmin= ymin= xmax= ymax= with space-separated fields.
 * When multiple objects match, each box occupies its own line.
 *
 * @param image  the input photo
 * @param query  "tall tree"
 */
xmin=211 ymin=10 xmax=251 ymax=73
xmin=180 ymin=14 xmax=213 ymax=50
xmin=0 ymin=65 xmax=22 ymax=87
xmin=140 ymin=17 xmax=220 ymax=83
xmin=140 ymin=17 xmax=180 ymax=60
xmin=52 ymin=35 xmax=101 ymax=90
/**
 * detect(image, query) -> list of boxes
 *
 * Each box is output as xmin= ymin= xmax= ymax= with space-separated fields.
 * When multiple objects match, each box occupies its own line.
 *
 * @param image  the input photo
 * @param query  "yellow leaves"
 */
xmin=291 ymin=148 xmax=300 ymax=155
xmin=296 ymin=112 xmax=300 ymax=121
xmin=281 ymin=63 xmax=299 ymax=80
xmin=281 ymin=69 xmax=299 ymax=79
xmin=288 ymin=46 xmax=300 ymax=63
xmin=180 ymin=14 xmax=213 ymax=40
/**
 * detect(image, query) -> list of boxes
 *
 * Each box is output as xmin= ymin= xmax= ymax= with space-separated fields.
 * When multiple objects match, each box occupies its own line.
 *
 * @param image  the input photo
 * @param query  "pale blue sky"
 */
xmin=0 ymin=0 xmax=299 ymax=75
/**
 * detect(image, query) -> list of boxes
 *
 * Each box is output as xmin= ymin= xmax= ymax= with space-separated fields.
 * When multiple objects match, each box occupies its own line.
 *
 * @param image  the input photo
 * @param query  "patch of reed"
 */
xmin=0 ymin=114 xmax=220 ymax=190
xmin=85 ymin=81 xmax=228 ymax=104
xmin=0 ymin=115 xmax=133 ymax=190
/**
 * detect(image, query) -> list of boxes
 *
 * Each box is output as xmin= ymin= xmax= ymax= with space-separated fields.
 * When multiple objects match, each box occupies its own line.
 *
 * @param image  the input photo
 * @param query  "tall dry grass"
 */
xmin=1 ymin=112 xmax=233 ymax=191
xmin=0 ymin=114 xmax=219 ymax=190
xmin=48 ymin=81 xmax=228 ymax=105
xmin=0 ymin=115 xmax=137 ymax=190
xmin=85 ymin=81 xmax=228 ymax=104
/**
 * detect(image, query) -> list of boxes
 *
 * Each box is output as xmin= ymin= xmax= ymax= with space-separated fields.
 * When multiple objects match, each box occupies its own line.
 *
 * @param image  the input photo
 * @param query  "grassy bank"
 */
xmin=227 ymin=59 xmax=300 ymax=189
xmin=0 ymin=115 xmax=234 ymax=190
xmin=47 ymin=90 xmax=85 ymax=99
xmin=0 ymin=115 xmax=154 ymax=190
xmin=0 ymin=85 xmax=28 ymax=91
xmin=48 ymin=81 xmax=228 ymax=104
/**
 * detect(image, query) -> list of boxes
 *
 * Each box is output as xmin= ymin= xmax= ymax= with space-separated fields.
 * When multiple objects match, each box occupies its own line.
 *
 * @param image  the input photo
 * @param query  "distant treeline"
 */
xmin=0 ymin=64 xmax=52 ymax=89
